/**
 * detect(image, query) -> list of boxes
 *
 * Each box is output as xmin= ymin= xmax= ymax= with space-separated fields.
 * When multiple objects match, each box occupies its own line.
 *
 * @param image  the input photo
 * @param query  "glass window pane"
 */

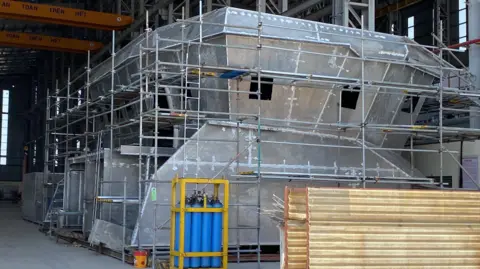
xmin=459 ymin=0 xmax=466 ymax=10
xmin=408 ymin=16 xmax=414 ymax=27
xmin=459 ymin=9 xmax=467 ymax=24
xmin=459 ymin=23 xmax=467 ymax=38
xmin=1 ymin=157 xmax=6 ymax=165
xmin=408 ymin=27 xmax=414 ymax=39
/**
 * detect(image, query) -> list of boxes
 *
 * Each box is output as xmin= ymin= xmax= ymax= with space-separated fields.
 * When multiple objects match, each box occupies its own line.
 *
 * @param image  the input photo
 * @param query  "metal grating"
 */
xmin=305 ymin=187 xmax=480 ymax=268
xmin=284 ymin=188 xmax=308 ymax=269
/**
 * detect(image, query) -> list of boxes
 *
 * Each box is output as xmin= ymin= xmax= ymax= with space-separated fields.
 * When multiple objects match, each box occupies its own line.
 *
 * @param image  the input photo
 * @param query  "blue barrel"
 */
xmin=201 ymin=202 xmax=213 ymax=267
xmin=190 ymin=201 xmax=203 ymax=268
xmin=211 ymin=201 xmax=223 ymax=268
xmin=174 ymin=202 xmax=192 ymax=267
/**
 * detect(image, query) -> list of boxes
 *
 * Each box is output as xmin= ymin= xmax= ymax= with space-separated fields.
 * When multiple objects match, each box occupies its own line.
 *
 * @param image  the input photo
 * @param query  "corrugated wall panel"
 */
xmin=285 ymin=188 xmax=307 ymax=269
xmin=306 ymin=188 xmax=480 ymax=268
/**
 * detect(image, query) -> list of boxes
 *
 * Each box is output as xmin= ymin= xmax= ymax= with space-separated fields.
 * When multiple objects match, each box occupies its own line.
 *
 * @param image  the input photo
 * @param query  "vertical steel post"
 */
xmin=153 ymin=26 xmax=160 ymax=268
xmin=258 ymin=0 xmax=266 ymax=12
xmin=110 ymin=30 xmax=116 ymax=228
xmin=185 ymin=0 xmax=190 ymax=18
xmin=116 ymin=0 xmax=122 ymax=14
xmin=235 ymin=80 xmax=241 ymax=263
xmin=206 ymin=0 xmax=212 ymax=12
xmin=361 ymin=15 xmax=366 ymax=188
xmin=178 ymin=180 xmax=186 ymax=269
xmin=168 ymin=3 xmax=174 ymax=24
xmin=280 ymin=0 xmax=288 ymax=12
xmin=85 ymin=51 xmax=91 ymax=231
xmin=196 ymin=1 xmax=203 ymax=179
xmin=469 ymin=0 xmax=480 ymax=92
xmin=256 ymin=4 xmax=262 ymax=268
xmin=439 ymin=23 xmax=444 ymax=188
xmin=137 ymin=25 xmax=144 ymax=250
xmin=368 ymin=0 xmax=374 ymax=31
xmin=342 ymin=0 xmax=349 ymax=27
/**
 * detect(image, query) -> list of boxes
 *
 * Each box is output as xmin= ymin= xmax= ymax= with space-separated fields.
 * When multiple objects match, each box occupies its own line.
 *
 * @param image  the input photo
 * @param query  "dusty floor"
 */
xmin=0 ymin=202 xmax=279 ymax=269
xmin=0 ymin=202 xmax=132 ymax=269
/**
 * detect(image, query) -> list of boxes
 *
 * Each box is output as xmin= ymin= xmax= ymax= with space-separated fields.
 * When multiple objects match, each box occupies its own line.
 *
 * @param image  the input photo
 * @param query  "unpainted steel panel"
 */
xmin=132 ymin=122 xmax=419 ymax=247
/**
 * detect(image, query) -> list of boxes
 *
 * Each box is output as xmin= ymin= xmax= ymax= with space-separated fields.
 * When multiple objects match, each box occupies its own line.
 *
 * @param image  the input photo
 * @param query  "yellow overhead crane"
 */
xmin=0 ymin=0 xmax=133 ymax=30
xmin=0 ymin=31 xmax=103 ymax=53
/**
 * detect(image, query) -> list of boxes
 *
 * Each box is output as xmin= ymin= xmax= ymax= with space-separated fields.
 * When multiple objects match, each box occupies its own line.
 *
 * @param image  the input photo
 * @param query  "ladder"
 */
xmin=44 ymin=178 xmax=64 ymax=226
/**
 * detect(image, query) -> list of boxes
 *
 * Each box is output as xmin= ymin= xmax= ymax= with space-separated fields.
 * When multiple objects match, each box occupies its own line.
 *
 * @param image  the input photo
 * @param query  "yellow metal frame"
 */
xmin=170 ymin=176 xmax=229 ymax=269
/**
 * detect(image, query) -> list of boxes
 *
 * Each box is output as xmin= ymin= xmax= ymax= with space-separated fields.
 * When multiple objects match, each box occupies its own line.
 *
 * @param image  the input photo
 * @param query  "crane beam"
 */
xmin=0 ymin=31 xmax=103 ymax=53
xmin=0 ymin=0 xmax=133 ymax=30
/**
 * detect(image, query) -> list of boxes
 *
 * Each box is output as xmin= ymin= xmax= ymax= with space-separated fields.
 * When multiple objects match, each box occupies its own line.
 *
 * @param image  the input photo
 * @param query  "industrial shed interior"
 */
xmin=0 ymin=0 xmax=480 ymax=268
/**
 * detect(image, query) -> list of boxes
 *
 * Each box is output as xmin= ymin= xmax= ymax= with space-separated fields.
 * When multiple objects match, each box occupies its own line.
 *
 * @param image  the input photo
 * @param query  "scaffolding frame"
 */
xmin=42 ymin=4 xmax=480 ymax=268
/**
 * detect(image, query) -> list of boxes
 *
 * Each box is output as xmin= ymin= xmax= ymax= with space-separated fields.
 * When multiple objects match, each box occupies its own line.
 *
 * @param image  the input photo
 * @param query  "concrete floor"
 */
xmin=0 ymin=202 xmax=132 ymax=269
xmin=0 ymin=202 xmax=279 ymax=269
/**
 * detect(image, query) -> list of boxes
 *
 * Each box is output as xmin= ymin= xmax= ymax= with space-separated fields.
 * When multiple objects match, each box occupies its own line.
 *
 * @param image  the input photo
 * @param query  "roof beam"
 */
xmin=376 ymin=0 xmax=423 ymax=18
xmin=0 ymin=0 xmax=133 ymax=30
xmin=282 ymin=0 xmax=326 ymax=17
xmin=0 ymin=31 xmax=103 ymax=53
xmin=303 ymin=5 xmax=332 ymax=21
xmin=89 ymin=0 xmax=175 ymax=64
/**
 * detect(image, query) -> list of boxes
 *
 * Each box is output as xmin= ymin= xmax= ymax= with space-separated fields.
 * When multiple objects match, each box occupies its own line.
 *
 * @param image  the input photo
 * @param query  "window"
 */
xmin=55 ymin=88 xmax=60 ymax=115
xmin=33 ymin=142 xmax=36 ymax=166
xmin=249 ymin=77 xmax=273 ymax=100
xmin=54 ymin=137 xmax=59 ymax=167
xmin=34 ymin=86 xmax=38 ymax=105
xmin=401 ymin=96 xmax=420 ymax=113
xmin=341 ymin=86 xmax=360 ymax=110
xmin=1 ymin=90 xmax=9 ymax=165
xmin=407 ymin=16 xmax=415 ymax=39
xmin=78 ymin=90 xmax=82 ymax=106
xmin=459 ymin=0 xmax=467 ymax=51
xmin=76 ymin=140 xmax=81 ymax=151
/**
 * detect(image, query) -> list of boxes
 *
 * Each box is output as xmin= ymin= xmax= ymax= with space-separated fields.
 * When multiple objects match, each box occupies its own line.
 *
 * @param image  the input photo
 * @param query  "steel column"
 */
xmin=258 ymin=0 xmax=266 ymax=12
xmin=470 ymin=0 xmax=480 ymax=92
xmin=368 ymin=0 xmax=374 ymax=30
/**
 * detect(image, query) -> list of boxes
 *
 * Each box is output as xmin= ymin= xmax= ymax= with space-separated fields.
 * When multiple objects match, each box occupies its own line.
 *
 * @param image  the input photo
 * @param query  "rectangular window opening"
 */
xmin=401 ymin=96 xmax=420 ymax=113
xmin=458 ymin=0 xmax=468 ymax=51
xmin=407 ymin=16 xmax=415 ymax=39
xmin=33 ymin=142 xmax=37 ymax=166
xmin=34 ymin=86 xmax=38 ymax=105
xmin=249 ymin=77 xmax=273 ymax=100
xmin=1 ymin=89 xmax=8 ymax=165
xmin=55 ymin=88 xmax=60 ymax=115
xmin=341 ymin=87 xmax=360 ymax=110
xmin=78 ymin=90 xmax=83 ymax=106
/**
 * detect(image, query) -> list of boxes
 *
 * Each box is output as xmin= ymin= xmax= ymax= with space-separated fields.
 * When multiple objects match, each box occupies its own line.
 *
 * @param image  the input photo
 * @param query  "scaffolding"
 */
xmin=42 ymin=3 xmax=480 ymax=268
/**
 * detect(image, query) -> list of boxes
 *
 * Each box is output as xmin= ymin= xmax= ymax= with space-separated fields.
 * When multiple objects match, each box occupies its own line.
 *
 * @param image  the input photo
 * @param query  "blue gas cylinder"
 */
xmin=190 ymin=201 xmax=203 ymax=268
xmin=184 ymin=203 xmax=193 ymax=267
xmin=201 ymin=201 xmax=213 ymax=267
xmin=211 ymin=200 xmax=223 ymax=268
xmin=174 ymin=201 xmax=192 ymax=268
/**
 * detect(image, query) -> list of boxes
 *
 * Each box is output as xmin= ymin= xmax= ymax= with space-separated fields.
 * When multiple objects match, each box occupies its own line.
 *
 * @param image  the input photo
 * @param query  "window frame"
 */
xmin=1 ymin=89 xmax=9 ymax=165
